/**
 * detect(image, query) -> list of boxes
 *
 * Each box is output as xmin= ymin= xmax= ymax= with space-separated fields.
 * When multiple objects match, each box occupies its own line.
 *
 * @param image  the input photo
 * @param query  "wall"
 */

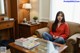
xmin=17 ymin=0 xmax=29 ymax=23
xmin=6 ymin=0 xmax=11 ymax=17
xmin=30 ymin=0 xmax=50 ymax=22
xmin=0 ymin=0 xmax=50 ymax=23
xmin=30 ymin=0 xmax=39 ymax=21
xmin=39 ymin=0 xmax=50 ymax=22
xmin=17 ymin=0 xmax=50 ymax=23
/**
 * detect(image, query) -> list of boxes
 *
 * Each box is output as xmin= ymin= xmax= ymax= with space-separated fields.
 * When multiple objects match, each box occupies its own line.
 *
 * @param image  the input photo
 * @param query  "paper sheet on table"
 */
xmin=47 ymin=41 xmax=59 ymax=53
xmin=27 ymin=37 xmax=39 ymax=41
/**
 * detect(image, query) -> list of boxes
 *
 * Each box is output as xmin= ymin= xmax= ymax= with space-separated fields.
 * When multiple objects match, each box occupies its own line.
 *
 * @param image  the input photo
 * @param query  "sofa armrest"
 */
xmin=66 ymin=33 xmax=80 ymax=53
xmin=35 ymin=27 xmax=49 ymax=38
xmin=66 ymin=33 xmax=80 ymax=44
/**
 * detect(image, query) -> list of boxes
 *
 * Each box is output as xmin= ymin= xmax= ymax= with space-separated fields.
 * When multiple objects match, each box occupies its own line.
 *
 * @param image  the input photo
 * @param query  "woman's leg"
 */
xmin=42 ymin=32 xmax=54 ymax=41
xmin=54 ymin=37 xmax=65 ymax=44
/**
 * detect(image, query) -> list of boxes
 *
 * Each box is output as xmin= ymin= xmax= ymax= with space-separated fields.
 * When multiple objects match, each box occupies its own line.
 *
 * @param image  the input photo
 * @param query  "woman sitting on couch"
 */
xmin=42 ymin=11 xmax=69 ymax=44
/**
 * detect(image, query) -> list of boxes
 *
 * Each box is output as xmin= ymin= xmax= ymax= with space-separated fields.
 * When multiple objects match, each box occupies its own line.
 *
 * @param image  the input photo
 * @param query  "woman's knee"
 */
xmin=58 ymin=37 xmax=64 ymax=40
xmin=54 ymin=37 xmax=65 ymax=44
xmin=59 ymin=37 xmax=65 ymax=44
xmin=42 ymin=32 xmax=48 ymax=37
xmin=42 ymin=32 xmax=49 ymax=35
xmin=58 ymin=37 xmax=65 ymax=42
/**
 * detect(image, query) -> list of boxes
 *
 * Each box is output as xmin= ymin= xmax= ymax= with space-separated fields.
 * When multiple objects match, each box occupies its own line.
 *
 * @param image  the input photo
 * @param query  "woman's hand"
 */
xmin=53 ymin=35 xmax=55 ymax=38
xmin=53 ymin=36 xmax=59 ymax=39
xmin=52 ymin=35 xmax=59 ymax=39
xmin=53 ymin=35 xmax=56 ymax=39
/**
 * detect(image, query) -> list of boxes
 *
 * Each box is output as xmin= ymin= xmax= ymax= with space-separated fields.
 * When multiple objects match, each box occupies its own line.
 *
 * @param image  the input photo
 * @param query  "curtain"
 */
xmin=50 ymin=0 xmax=80 ymax=23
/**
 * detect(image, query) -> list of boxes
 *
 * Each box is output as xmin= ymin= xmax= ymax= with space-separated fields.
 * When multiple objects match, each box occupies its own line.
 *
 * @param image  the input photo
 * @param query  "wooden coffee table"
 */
xmin=9 ymin=38 xmax=67 ymax=53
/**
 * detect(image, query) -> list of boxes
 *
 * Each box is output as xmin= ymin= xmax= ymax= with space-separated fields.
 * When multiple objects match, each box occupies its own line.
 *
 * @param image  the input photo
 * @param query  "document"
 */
xmin=47 ymin=41 xmax=59 ymax=53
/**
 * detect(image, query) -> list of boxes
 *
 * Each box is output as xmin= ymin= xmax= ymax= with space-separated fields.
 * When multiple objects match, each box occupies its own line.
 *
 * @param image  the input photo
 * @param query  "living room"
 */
xmin=0 ymin=0 xmax=80 ymax=53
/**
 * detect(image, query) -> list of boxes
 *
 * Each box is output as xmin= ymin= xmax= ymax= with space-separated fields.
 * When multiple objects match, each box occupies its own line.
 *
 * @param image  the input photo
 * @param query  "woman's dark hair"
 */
xmin=52 ymin=11 xmax=65 ymax=32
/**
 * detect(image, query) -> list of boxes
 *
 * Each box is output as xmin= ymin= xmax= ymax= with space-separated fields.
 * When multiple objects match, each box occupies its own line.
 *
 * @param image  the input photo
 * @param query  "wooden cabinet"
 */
xmin=0 ymin=20 xmax=15 ymax=40
xmin=0 ymin=21 xmax=14 ymax=30
xmin=39 ymin=22 xmax=48 ymax=28
xmin=19 ymin=22 xmax=47 ymax=38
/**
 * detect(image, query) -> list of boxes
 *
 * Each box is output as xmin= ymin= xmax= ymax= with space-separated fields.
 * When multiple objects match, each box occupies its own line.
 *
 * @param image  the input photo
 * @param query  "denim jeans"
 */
xmin=42 ymin=32 xmax=65 ymax=44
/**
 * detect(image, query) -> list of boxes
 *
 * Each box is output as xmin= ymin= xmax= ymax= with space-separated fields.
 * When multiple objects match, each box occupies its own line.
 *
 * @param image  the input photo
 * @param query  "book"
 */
xmin=15 ymin=37 xmax=40 ymax=49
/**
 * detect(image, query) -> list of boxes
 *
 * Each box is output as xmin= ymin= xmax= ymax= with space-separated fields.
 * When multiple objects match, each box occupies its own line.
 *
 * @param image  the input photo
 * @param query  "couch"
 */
xmin=35 ymin=21 xmax=80 ymax=53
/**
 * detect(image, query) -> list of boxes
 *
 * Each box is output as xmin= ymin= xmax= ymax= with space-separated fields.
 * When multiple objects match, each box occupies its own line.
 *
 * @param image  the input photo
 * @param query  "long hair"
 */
xmin=52 ymin=11 xmax=65 ymax=32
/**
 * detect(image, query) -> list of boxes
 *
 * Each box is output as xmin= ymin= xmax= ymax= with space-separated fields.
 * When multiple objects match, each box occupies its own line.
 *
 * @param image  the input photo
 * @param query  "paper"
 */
xmin=47 ymin=41 xmax=59 ymax=53
xmin=26 ymin=37 xmax=39 ymax=41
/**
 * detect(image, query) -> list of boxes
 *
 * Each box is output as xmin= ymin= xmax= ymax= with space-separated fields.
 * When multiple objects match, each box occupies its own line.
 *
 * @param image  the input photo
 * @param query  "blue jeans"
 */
xmin=42 ymin=32 xmax=65 ymax=44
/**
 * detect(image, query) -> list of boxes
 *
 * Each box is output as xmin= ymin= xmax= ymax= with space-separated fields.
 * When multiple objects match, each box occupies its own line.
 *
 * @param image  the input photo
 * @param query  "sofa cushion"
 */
xmin=67 ymin=22 xmax=80 ymax=36
xmin=47 ymin=21 xmax=54 ymax=29
xmin=36 ymin=27 xmax=49 ymax=38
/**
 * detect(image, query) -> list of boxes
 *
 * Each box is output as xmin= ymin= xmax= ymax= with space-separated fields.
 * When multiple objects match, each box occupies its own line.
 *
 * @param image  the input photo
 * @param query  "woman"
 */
xmin=42 ymin=11 xmax=69 ymax=44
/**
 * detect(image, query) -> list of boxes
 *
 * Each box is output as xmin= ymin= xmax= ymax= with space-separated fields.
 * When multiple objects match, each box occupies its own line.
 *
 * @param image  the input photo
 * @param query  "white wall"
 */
xmin=0 ymin=0 xmax=1 ymax=14
xmin=30 ymin=0 xmax=39 ymax=21
xmin=30 ymin=0 xmax=50 ymax=22
xmin=39 ymin=0 xmax=50 ymax=22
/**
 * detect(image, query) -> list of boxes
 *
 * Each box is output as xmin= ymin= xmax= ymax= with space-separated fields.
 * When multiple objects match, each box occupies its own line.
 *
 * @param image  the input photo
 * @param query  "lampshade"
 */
xmin=22 ymin=3 xmax=32 ymax=9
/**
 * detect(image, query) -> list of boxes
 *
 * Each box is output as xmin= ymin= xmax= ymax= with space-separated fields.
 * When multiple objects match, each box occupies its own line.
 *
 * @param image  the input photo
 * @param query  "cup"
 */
xmin=4 ymin=17 xmax=9 ymax=21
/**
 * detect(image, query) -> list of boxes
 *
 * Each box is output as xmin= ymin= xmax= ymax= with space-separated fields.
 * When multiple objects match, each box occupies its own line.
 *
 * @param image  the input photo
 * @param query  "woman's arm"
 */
xmin=50 ymin=29 xmax=56 ymax=38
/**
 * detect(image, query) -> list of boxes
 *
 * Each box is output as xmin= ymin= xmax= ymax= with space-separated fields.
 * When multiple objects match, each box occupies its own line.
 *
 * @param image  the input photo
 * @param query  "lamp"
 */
xmin=22 ymin=3 xmax=32 ymax=23
xmin=22 ymin=3 xmax=32 ymax=9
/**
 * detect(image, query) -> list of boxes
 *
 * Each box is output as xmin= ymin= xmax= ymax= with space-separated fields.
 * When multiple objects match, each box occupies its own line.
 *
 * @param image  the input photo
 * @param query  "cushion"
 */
xmin=36 ymin=27 xmax=49 ymax=38
xmin=67 ymin=22 xmax=80 ymax=36
xmin=47 ymin=21 xmax=54 ymax=29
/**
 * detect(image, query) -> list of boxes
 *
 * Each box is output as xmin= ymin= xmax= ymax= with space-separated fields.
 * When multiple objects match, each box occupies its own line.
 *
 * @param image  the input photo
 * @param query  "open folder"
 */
xmin=47 ymin=41 xmax=59 ymax=53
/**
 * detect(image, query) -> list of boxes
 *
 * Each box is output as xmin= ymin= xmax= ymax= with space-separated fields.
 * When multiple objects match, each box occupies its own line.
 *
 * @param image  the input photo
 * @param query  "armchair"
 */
xmin=35 ymin=21 xmax=80 ymax=53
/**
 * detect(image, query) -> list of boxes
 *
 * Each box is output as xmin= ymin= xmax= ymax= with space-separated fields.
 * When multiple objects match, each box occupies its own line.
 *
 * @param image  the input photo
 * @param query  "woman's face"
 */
xmin=57 ymin=13 xmax=63 ymax=22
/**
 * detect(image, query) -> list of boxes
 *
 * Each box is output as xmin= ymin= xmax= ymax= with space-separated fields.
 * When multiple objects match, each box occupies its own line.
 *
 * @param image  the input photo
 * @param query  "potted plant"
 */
xmin=33 ymin=16 xmax=38 ymax=23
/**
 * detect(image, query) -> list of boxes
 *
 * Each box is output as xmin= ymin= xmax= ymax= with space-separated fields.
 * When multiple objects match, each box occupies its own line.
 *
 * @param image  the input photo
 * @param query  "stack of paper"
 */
xmin=15 ymin=37 xmax=40 ymax=49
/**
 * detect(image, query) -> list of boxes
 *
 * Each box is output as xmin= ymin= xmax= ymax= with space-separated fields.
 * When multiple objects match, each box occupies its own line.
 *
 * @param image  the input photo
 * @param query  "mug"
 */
xmin=4 ymin=17 xmax=8 ymax=20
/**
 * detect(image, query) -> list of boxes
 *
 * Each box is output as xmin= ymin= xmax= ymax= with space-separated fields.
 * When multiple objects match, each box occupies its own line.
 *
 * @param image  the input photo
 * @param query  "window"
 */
xmin=50 ymin=0 xmax=80 ymax=23
xmin=0 ymin=0 xmax=5 ymax=15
